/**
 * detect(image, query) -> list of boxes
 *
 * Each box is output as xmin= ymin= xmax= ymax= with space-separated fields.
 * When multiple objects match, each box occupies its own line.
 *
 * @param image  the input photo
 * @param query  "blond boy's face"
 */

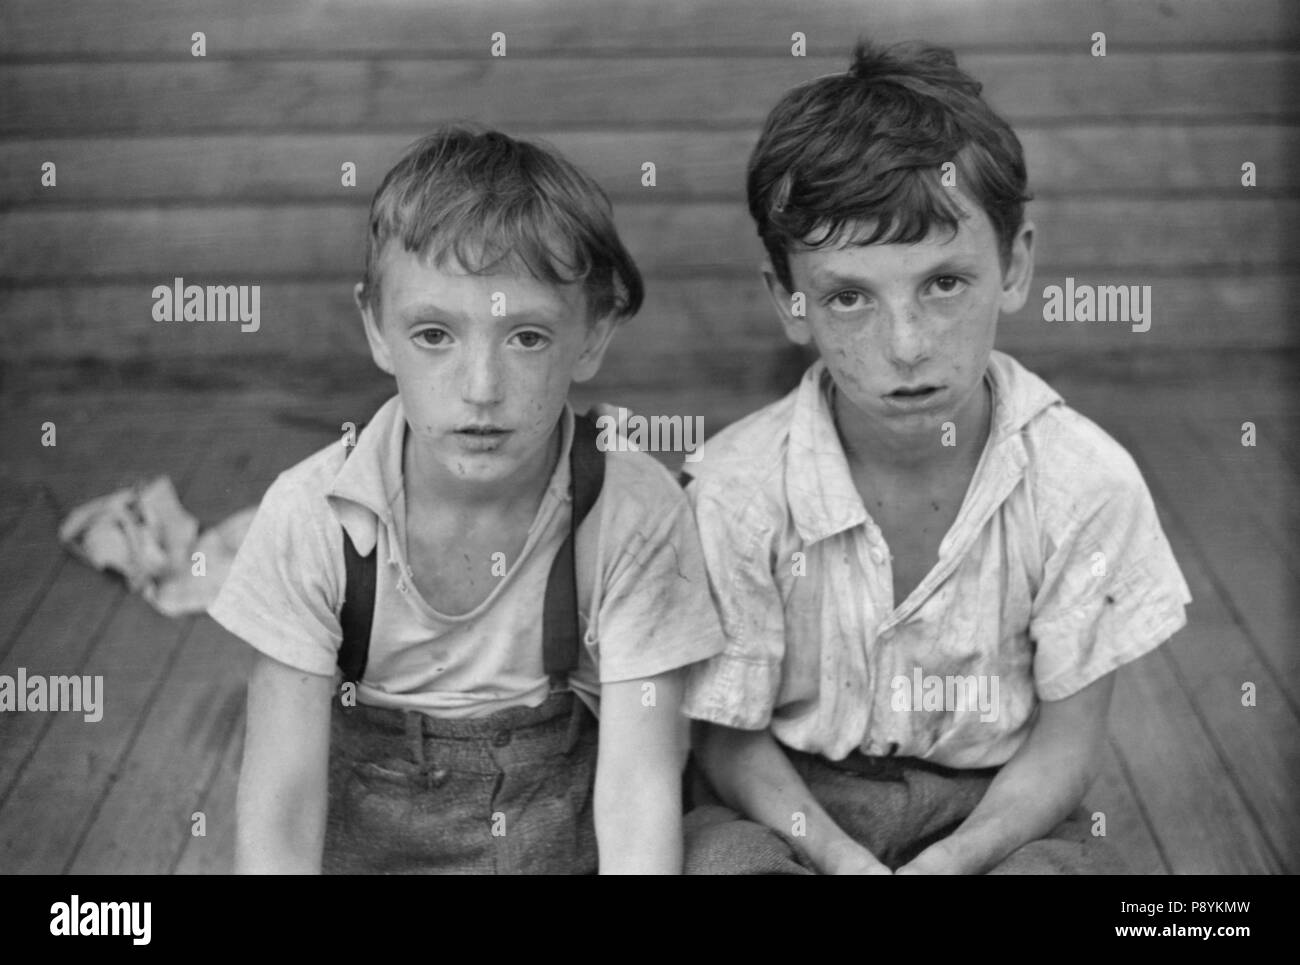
xmin=768 ymin=195 xmax=1034 ymax=444
xmin=358 ymin=244 xmax=616 ymax=490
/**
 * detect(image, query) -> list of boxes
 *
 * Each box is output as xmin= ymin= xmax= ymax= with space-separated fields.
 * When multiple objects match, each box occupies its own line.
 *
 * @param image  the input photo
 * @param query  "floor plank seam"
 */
xmin=0 ymin=490 xmax=40 ymax=546
xmin=1158 ymin=645 xmax=1288 ymax=873
xmin=60 ymin=613 xmax=203 ymax=874
xmin=0 ymin=582 xmax=127 ymax=811
xmin=0 ymin=554 xmax=67 ymax=667
xmin=67 ymin=422 xmax=269 ymax=872
xmin=1134 ymin=444 xmax=1300 ymax=726
xmin=1107 ymin=733 xmax=1174 ymax=875
xmin=1181 ymin=412 xmax=1300 ymax=576
xmin=167 ymin=691 xmax=246 ymax=875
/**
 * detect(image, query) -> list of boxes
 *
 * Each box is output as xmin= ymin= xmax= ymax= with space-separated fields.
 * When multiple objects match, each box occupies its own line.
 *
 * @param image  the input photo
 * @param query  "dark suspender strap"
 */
xmin=337 ymin=429 xmax=375 ymax=688
xmin=338 ymin=531 xmax=376 ymax=686
xmin=541 ymin=412 xmax=605 ymax=681
xmin=336 ymin=411 xmax=605 ymax=688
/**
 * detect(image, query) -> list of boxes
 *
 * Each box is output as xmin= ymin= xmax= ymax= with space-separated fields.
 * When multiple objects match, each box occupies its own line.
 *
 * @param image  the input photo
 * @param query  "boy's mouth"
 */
xmin=453 ymin=425 xmax=512 ymax=450
xmin=456 ymin=425 xmax=510 ymax=435
xmin=886 ymin=385 xmax=941 ymax=399
xmin=882 ymin=384 xmax=944 ymax=410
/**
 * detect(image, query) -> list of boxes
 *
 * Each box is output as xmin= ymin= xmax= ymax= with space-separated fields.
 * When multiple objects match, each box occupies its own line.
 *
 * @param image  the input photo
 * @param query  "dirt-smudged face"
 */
xmin=769 ymin=193 xmax=1034 ymax=454
xmin=358 ymin=243 xmax=616 ymax=499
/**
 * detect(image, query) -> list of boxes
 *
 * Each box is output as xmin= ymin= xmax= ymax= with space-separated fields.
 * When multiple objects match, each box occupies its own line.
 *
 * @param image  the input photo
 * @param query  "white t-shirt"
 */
xmin=209 ymin=395 xmax=726 ymax=718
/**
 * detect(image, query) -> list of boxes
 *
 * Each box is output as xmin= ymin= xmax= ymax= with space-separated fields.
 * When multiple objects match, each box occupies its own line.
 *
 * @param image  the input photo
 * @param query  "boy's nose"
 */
xmin=883 ymin=306 xmax=932 ymax=369
xmin=459 ymin=349 xmax=505 ymax=406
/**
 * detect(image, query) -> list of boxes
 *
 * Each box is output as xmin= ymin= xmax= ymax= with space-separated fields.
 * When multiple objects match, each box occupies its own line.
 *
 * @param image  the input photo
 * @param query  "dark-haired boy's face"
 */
xmin=357 ymin=244 xmax=615 ymax=494
xmin=768 ymin=196 xmax=1033 ymax=449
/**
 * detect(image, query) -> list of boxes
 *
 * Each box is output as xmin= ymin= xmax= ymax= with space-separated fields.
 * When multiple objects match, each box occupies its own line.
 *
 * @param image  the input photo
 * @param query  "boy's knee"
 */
xmin=988 ymin=807 xmax=1128 ymax=875
xmin=683 ymin=805 xmax=814 ymax=876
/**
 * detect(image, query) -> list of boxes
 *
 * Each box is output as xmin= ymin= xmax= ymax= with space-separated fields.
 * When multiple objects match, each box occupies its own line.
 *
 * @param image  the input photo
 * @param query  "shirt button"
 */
xmin=492 ymin=730 xmax=512 ymax=747
xmin=397 ymin=580 xmax=407 ymax=593
xmin=870 ymin=548 xmax=886 ymax=565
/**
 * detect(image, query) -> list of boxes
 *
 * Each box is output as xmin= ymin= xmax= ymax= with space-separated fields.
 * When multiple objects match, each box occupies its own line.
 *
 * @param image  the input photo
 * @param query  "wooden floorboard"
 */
xmin=1065 ymin=377 xmax=1296 ymax=873
xmin=0 ymin=495 xmax=66 ymax=663
xmin=64 ymin=438 xmax=255 ymax=874
xmin=1219 ymin=373 xmax=1300 ymax=481
xmin=69 ymin=415 xmax=332 ymax=873
xmin=1219 ymin=379 xmax=1300 ymax=538
xmin=0 ymin=387 xmax=219 ymax=666
xmin=1180 ymin=411 xmax=1299 ymax=575
xmin=1090 ymin=738 xmax=1169 ymax=875
xmin=0 ymin=483 xmax=35 ymax=544
xmin=1077 ymin=379 xmax=1300 ymax=702
xmin=172 ymin=715 xmax=242 ymax=875
xmin=0 ymin=558 xmax=126 ymax=807
xmin=1156 ymin=518 xmax=1299 ymax=872
xmin=1109 ymin=650 xmax=1280 ymax=873
xmin=0 ymin=402 xmax=213 ymax=873
xmin=1068 ymin=381 xmax=1299 ymax=713
xmin=0 ymin=399 xmax=213 ymax=812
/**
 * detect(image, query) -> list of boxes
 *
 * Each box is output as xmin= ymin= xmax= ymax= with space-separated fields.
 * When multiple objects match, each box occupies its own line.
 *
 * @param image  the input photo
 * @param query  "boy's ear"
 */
xmin=998 ymin=220 xmax=1036 ymax=315
xmin=354 ymin=282 xmax=396 ymax=376
xmin=570 ymin=311 xmax=620 ymax=384
xmin=761 ymin=260 xmax=814 ymax=346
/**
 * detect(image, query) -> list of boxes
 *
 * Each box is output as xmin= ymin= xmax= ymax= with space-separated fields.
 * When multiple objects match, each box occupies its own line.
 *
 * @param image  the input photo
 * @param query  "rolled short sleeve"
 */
xmin=680 ymin=483 xmax=787 ymax=730
xmin=588 ymin=488 xmax=727 ymax=685
xmin=1030 ymin=458 xmax=1192 ymax=701
xmin=207 ymin=474 xmax=344 ymax=678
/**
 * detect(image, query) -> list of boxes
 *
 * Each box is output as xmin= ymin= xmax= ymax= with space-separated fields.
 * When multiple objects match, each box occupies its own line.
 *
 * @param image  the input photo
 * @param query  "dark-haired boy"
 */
xmin=682 ymin=42 xmax=1191 ymax=874
xmin=209 ymin=126 xmax=725 ymax=873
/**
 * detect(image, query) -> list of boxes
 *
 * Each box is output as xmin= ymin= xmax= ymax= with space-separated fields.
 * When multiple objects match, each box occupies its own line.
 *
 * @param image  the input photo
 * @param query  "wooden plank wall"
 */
xmin=1 ymin=0 xmax=1296 ymax=397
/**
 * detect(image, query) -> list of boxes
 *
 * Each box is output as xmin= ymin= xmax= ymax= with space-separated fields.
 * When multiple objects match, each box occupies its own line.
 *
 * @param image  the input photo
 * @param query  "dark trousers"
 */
xmin=684 ymin=746 xmax=1126 ymax=875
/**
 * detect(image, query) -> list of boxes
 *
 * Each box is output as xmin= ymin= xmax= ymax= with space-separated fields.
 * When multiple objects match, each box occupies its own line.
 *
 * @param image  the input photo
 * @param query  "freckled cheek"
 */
xmin=394 ymin=347 xmax=447 ymax=386
xmin=969 ymin=289 xmax=1001 ymax=327
xmin=825 ymin=349 xmax=873 ymax=397
xmin=835 ymin=329 xmax=884 ymax=372
xmin=814 ymin=318 xmax=864 ymax=360
xmin=812 ymin=324 xmax=880 ymax=388
xmin=508 ymin=360 xmax=570 ymax=431
xmin=935 ymin=295 xmax=993 ymax=339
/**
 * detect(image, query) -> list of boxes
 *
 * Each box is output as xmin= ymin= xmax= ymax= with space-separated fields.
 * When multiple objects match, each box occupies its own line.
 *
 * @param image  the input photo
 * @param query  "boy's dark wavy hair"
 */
xmin=748 ymin=39 xmax=1032 ymax=292
xmin=360 ymin=124 xmax=643 ymax=323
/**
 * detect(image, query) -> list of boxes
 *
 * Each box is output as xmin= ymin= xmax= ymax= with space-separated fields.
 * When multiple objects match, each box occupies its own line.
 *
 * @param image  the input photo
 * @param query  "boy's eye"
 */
xmin=511 ymin=330 xmax=550 ymax=349
xmin=414 ymin=328 xmax=449 ymax=347
xmin=827 ymin=290 xmax=867 ymax=311
xmin=930 ymin=275 xmax=968 ymax=296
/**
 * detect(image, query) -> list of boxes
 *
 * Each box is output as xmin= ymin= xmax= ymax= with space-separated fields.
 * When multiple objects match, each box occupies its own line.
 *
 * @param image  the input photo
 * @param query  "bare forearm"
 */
xmin=941 ymin=675 xmax=1114 ymax=874
xmin=942 ymin=737 xmax=1097 ymax=874
xmin=697 ymin=723 xmax=878 ymax=873
xmin=594 ymin=671 xmax=691 ymax=873
xmin=236 ymin=828 xmax=323 ymax=874
xmin=595 ymin=769 xmax=682 ymax=874
xmin=235 ymin=657 xmax=332 ymax=874
xmin=234 ymin=782 xmax=327 ymax=874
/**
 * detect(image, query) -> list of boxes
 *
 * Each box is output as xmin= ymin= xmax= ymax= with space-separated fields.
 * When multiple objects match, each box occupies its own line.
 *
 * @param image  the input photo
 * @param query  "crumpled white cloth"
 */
xmin=58 ymin=476 xmax=257 ymax=617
